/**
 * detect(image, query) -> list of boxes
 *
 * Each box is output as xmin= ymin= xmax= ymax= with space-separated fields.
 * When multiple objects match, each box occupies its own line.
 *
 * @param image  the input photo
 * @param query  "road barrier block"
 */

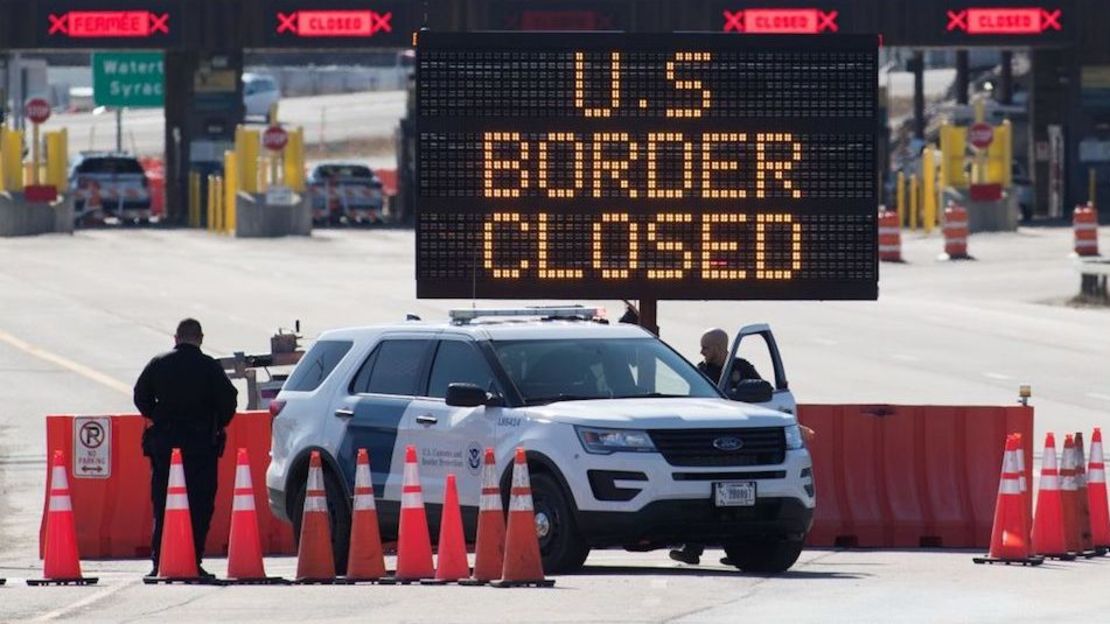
xmin=798 ymin=404 xmax=1033 ymax=548
xmin=40 ymin=412 xmax=295 ymax=559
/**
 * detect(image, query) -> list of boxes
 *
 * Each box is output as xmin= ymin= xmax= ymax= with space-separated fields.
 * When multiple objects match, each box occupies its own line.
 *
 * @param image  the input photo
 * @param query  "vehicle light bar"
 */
xmin=449 ymin=306 xmax=605 ymax=324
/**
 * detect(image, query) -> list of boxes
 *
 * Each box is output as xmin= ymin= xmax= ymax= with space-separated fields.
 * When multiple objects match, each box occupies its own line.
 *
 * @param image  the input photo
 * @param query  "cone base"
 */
xmin=489 ymin=578 xmax=556 ymax=588
xmin=142 ymin=576 xmax=221 ymax=585
xmin=26 ymin=577 xmax=98 ymax=586
xmin=334 ymin=577 xmax=383 ymax=585
xmin=458 ymin=578 xmax=491 ymax=586
xmin=1076 ymin=548 xmax=1106 ymax=559
xmin=292 ymin=578 xmax=340 ymax=585
xmin=222 ymin=576 xmax=292 ymax=585
xmin=1040 ymin=552 xmax=1078 ymax=561
xmin=971 ymin=555 xmax=1045 ymax=566
xmin=419 ymin=578 xmax=453 ymax=586
xmin=377 ymin=576 xmax=423 ymax=585
xmin=937 ymin=253 xmax=975 ymax=262
xmin=0 ymin=579 xmax=6 ymax=585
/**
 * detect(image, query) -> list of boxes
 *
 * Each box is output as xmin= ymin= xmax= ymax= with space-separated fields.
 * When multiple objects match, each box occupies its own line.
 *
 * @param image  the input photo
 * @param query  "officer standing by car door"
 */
xmin=134 ymin=318 xmax=238 ymax=578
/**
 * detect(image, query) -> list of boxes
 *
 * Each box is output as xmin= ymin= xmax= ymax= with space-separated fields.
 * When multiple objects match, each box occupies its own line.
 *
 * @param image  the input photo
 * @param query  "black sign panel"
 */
xmin=415 ymin=32 xmax=878 ymax=300
xmin=38 ymin=0 xmax=182 ymax=48
xmin=265 ymin=0 xmax=415 ymax=48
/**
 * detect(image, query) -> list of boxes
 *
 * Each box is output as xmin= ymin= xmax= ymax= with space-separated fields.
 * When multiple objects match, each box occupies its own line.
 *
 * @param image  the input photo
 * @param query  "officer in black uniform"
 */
xmin=672 ymin=328 xmax=762 ymax=566
xmin=134 ymin=318 xmax=237 ymax=578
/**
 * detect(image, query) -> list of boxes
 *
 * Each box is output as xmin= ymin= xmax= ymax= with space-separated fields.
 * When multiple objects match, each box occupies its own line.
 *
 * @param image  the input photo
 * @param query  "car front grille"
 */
xmin=648 ymin=427 xmax=786 ymax=467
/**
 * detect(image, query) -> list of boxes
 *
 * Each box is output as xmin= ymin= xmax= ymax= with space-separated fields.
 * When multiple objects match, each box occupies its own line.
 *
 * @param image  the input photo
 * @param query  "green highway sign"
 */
xmin=92 ymin=52 xmax=164 ymax=107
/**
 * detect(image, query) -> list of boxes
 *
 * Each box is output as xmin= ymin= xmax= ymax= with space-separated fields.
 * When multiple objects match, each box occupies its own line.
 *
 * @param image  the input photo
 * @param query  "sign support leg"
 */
xmin=638 ymin=298 xmax=659 ymax=336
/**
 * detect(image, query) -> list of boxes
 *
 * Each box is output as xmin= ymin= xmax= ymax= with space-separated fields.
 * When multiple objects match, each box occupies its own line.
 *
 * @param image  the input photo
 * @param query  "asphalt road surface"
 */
xmin=1 ymin=225 xmax=1108 ymax=622
xmin=45 ymin=91 xmax=406 ymax=157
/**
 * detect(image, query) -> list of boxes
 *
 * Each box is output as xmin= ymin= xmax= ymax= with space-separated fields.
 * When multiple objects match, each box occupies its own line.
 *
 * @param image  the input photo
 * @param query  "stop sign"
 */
xmin=25 ymin=98 xmax=51 ymax=124
xmin=968 ymin=122 xmax=994 ymax=150
xmin=262 ymin=126 xmax=289 ymax=151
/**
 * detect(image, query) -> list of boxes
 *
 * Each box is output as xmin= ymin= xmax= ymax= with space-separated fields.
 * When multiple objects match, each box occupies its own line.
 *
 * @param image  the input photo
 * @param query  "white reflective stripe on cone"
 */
xmin=304 ymin=494 xmax=328 ymax=513
xmin=234 ymin=494 xmax=256 ymax=510
xmin=1061 ymin=475 xmax=1078 ymax=491
xmin=946 ymin=238 xmax=968 ymax=245
xmin=353 ymin=494 xmax=376 ymax=511
xmin=1076 ymin=241 xmax=1099 ymax=248
xmin=49 ymin=495 xmax=73 ymax=512
xmin=167 ymin=493 xmax=190 ymax=509
xmin=1000 ymin=479 xmax=1021 ymax=495
xmin=1089 ymin=469 xmax=1106 ymax=483
xmin=306 ymin=467 xmax=324 ymax=490
xmin=511 ymin=464 xmax=531 ymax=489
xmin=1074 ymin=223 xmax=1099 ymax=231
xmin=401 ymin=492 xmax=423 ymax=508
xmin=509 ymin=494 xmax=534 ymax=512
xmin=51 ymin=466 xmax=69 ymax=490
xmin=1041 ymin=475 xmax=1061 ymax=490
xmin=878 ymin=245 xmax=902 ymax=252
xmin=355 ymin=462 xmax=372 ymax=488
xmin=480 ymin=494 xmax=501 ymax=511
xmin=403 ymin=461 xmax=419 ymax=485
xmin=235 ymin=465 xmax=252 ymax=488
xmin=169 ymin=464 xmax=186 ymax=487
xmin=878 ymin=227 xmax=901 ymax=235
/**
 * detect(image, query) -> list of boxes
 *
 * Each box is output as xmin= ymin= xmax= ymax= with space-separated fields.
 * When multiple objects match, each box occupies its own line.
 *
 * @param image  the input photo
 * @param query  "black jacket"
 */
xmin=698 ymin=358 xmax=761 ymax=386
xmin=134 ymin=344 xmax=238 ymax=437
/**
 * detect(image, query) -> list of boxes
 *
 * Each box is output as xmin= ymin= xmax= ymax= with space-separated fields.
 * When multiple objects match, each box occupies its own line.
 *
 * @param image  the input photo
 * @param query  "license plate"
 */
xmin=714 ymin=481 xmax=757 ymax=507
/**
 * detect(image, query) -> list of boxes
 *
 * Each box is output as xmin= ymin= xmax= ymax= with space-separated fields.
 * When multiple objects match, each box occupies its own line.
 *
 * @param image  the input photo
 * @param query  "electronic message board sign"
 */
xmin=415 ymin=32 xmax=878 ymax=300
xmin=265 ymin=0 xmax=414 ymax=47
xmin=39 ymin=0 xmax=182 ymax=48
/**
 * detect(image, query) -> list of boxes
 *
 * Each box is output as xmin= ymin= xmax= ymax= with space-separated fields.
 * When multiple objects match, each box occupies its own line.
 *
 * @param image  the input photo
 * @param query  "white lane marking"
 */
xmin=0 ymin=329 xmax=131 ymax=396
xmin=31 ymin=578 xmax=138 ymax=622
xmin=983 ymin=372 xmax=1012 ymax=381
xmin=1088 ymin=393 xmax=1110 ymax=402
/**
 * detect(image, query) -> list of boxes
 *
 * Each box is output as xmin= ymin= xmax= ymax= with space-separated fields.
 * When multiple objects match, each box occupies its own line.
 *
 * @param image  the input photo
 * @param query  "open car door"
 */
xmin=719 ymin=324 xmax=797 ymax=415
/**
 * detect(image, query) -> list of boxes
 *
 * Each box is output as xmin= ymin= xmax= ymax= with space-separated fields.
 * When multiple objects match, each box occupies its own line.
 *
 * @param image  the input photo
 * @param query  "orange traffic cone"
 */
xmin=461 ymin=448 xmax=506 ymax=585
xmin=225 ymin=448 xmax=286 ymax=584
xmin=1074 ymin=432 xmax=1101 ymax=556
xmin=491 ymin=448 xmax=555 ymax=587
xmin=1013 ymin=433 xmax=1031 ymax=543
xmin=295 ymin=451 xmax=336 ymax=583
xmin=1061 ymin=435 xmax=1082 ymax=555
xmin=143 ymin=448 xmax=209 ymax=584
xmin=1031 ymin=434 xmax=1073 ymax=560
xmin=425 ymin=474 xmax=470 ymax=584
xmin=343 ymin=449 xmax=386 ymax=582
xmin=974 ymin=435 xmax=1043 ymax=565
xmin=1089 ymin=428 xmax=1110 ymax=550
xmin=385 ymin=445 xmax=434 ymax=583
xmin=28 ymin=451 xmax=98 ymax=586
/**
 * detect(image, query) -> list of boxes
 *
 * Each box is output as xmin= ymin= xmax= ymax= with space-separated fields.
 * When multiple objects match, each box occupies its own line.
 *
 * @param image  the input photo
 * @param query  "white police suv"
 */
xmin=267 ymin=307 xmax=814 ymax=574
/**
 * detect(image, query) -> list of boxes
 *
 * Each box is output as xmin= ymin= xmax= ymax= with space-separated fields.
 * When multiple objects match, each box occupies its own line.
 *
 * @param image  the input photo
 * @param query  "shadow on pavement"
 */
xmin=574 ymin=565 xmax=870 ymax=580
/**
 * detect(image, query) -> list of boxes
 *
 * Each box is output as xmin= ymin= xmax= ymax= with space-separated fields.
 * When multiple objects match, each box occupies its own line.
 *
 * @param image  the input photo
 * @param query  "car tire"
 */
xmin=722 ymin=536 xmax=804 ymax=574
xmin=529 ymin=472 xmax=590 ymax=574
xmin=290 ymin=467 xmax=352 ymax=575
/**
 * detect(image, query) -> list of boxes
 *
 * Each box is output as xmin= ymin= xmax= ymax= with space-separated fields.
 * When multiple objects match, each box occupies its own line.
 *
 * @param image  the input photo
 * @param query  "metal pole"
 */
xmin=999 ymin=51 xmax=1014 ymax=105
xmin=912 ymin=51 xmax=925 ymax=140
xmin=638 ymin=298 xmax=659 ymax=336
xmin=115 ymin=108 xmax=122 ymax=152
xmin=955 ymin=50 xmax=969 ymax=105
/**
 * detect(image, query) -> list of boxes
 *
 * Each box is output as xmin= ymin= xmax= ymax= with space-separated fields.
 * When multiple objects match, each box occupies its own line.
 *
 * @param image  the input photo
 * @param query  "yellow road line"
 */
xmin=0 ymin=329 xmax=132 ymax=396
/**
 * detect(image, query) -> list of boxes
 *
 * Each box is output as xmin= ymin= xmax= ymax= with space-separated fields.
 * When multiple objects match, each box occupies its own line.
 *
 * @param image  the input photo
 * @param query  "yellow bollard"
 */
xmin=910 ymin=174 xmax=920 ymax=231
xmin=922 ymin=145 xmax=937 ymax=234
xmin=188 ymin=172 xmax=200 ymax=228
xmin=284 ymin=127 xmax=305 ymax=192
xmin=1 ymin=128 xmax=23 ymax=191
xmin=238 ymin=128 xmax=260 ymax=194
xmin=224 ymin=151 xmax=238 ymax=235
xmin=206 ymin=174 xmax=216 ymax=231
xmin=896 ymin=171 xmax=906 ymax=227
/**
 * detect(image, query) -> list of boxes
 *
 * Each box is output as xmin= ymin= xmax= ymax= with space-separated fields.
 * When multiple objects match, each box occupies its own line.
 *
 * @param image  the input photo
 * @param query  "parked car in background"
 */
xmin=69 ymin=152 xmax=152 ymax=226
xmin=307 ymin=162 xmax=386 ymax=225
xmin=243 ymin=73 xmax=280 ymax=120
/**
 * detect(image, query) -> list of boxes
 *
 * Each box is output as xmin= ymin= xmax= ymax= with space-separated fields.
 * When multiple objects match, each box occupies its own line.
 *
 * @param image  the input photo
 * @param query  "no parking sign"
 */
xmin=73 ymin=416 xmax=111 ymax=479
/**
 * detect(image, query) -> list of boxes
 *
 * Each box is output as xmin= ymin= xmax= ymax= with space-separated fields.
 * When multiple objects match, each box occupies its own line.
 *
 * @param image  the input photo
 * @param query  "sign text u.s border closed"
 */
xmin=415 ymin=33 xmax=879 ymax=300
xmin=93 ymin=51 xmax=164 ymax=107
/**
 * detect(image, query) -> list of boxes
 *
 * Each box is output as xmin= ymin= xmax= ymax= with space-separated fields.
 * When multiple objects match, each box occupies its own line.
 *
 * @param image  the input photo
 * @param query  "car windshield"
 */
xmin=316 ymin=165 xmax=373 ymax=180
xmin=491 ymin=337 xmax=722 ymax=405
xmin=76 ymin=157 xmax=143 ymax=174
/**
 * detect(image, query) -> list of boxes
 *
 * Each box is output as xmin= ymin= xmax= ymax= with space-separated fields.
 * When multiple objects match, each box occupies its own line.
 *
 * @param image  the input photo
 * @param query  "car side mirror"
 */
xmin=446 ymin=383 xmax=489 ymax=408
xmin=727 ymin=379 xmax=774 ymax=404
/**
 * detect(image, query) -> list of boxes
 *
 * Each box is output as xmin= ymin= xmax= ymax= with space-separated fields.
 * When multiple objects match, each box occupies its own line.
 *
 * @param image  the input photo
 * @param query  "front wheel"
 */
xmin=722 ymin=537 xmax=804 ymax=574
xmin=529 ymin=472 xmax=590 ymax=574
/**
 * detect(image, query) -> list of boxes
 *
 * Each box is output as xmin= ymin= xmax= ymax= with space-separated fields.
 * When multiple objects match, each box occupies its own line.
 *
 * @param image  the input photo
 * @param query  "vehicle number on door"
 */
xmin=715 ymin=481 xmax=757 ymax=507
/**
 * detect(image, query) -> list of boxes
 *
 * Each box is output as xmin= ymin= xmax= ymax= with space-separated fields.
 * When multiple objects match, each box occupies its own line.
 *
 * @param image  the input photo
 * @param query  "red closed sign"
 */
xmin=262 ymin=126 xmax=288 ymax=151
xmin=968 ymin=122 xmax=994 ymax=150
xmin=25 ymin=98 xmax=52 ymax=124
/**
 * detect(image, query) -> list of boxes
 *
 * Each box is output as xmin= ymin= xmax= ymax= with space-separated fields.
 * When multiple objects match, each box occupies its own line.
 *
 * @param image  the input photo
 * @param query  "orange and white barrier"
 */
xmin=973 ymin=435 xmax=1042 ymax=565
xmin=390 ymin=445 xmax=434 ymax=582
xmin=1089 ymin=428 xmax=1110 ymax=549
xmin=941 ymin=201 xmax=971 ymax=260
xmin=1073 ymin=203 xmax=1100 ymax=257
xmin=225 ymin=448 xmax=285 ymax=584
xmin=295 ymin=451 xmax=336 ymax=583
xmin=491 ymin=448 xmax=555 ymax=587
xmin=878 ymin=209 xmax=903 ymax=263
xmin=1032 ymin=433 xmax=1071 ymax=559
xmin=464 ymin=448 xmax=506 ymax=585
xmin=145 ymin=448 xmax=208 ymax=583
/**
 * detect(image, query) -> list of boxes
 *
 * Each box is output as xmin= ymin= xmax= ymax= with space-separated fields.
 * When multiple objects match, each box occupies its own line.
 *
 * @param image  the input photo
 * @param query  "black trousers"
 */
xmin=150 ymin=442 xmax=220 ymax=567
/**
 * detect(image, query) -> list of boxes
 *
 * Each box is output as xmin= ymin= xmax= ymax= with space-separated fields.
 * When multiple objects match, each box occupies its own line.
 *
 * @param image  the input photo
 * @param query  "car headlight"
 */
xmin=575 ymin=426 xmax=657 ymax=454
xmin=784 ymin=424 xmax=805 ymax=450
